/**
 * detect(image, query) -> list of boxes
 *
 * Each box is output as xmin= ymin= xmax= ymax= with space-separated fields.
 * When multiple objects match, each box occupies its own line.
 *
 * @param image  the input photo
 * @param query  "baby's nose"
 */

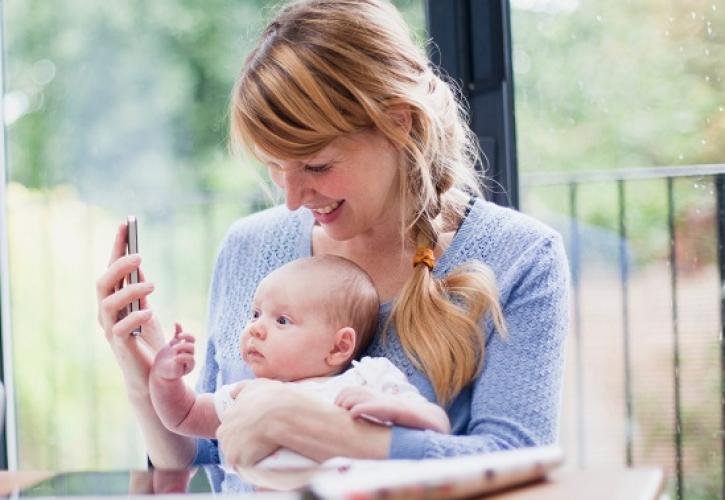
xmin=250 ymin=323 xmax=266 ymax=340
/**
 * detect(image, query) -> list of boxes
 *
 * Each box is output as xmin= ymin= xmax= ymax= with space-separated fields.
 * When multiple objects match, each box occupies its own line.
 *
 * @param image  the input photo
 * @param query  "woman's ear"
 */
xmin=387 ymin=105 xmax=413 ymax=137
xmin=326 ymin=327 xmax=357 ymax=367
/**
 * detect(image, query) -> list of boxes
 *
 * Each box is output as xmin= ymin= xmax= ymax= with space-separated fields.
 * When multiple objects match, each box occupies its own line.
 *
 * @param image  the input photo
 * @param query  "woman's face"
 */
xmin=257 ymin=129 xmax=402 ymax=242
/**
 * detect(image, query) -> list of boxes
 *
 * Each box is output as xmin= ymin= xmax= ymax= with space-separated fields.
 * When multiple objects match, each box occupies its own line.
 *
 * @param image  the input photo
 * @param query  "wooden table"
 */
xmin=0 ymin=467 xmax=664 ymax=499
xmin=489 ymin=467 xmax=665 ymax=500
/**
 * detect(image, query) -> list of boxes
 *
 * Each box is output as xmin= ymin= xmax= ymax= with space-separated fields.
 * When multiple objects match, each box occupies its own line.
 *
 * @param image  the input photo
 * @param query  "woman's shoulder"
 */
xmin=469 ymin=197 xmax=561 ymax=244
xmin=442 ymin=197 xmax=567 ymax=282
xmin=456 ymin=198 xmax=562 ymax=253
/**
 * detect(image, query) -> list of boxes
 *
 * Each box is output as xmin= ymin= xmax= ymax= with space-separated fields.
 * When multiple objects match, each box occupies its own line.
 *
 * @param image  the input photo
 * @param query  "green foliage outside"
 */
xmin=514 ymin=0 xmax=725 ymax=267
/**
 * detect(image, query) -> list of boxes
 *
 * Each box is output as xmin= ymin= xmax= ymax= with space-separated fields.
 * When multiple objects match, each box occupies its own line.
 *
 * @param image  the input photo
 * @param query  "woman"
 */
xmin=96 ymin=0 xmax=569 ymax=492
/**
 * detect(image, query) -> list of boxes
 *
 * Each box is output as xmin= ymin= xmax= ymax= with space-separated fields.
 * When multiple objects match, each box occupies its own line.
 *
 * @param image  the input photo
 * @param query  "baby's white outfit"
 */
xmin=213 ymin=356 xmax=427 ymax=469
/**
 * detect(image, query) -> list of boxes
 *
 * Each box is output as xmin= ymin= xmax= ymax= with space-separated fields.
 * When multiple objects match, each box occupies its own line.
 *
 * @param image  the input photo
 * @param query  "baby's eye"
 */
xmin=276 ymin=316 xmax=291 ymax=325
xmin=251 ymin=309 xmax=260 ymax=320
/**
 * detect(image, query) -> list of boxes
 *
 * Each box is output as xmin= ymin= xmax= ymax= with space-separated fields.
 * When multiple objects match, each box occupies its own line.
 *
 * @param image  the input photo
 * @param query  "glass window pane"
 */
xmin=512 ymin=1 xmax=724 ymax=497
xmin=4 ymin=0 xmax=426 ymax=470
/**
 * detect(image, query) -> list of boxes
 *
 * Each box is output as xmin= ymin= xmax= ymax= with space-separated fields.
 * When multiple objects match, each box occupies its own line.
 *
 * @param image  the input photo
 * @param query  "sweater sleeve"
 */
xmin=389 ymin=235 xmax=569 ymax=459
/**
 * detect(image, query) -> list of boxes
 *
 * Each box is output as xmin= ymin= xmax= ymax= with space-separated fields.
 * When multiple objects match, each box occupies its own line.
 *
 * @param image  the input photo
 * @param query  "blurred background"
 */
xmin=2 ymin=0 xmax=724 ymax=498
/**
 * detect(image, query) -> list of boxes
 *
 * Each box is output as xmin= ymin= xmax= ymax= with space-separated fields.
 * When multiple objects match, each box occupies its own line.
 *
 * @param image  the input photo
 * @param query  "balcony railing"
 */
xmin=524 ymin=164 xmax=725 ymax=500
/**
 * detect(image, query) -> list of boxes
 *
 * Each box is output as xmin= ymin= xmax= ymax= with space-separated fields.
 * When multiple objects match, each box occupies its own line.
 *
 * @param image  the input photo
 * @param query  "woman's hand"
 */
xmin=217 ymin=379 xmax=289 ymax=467
xmin=96 ymin=221 xmax=166 ymax=400
xmin=217 ymin=379 xmax=392 ymax=469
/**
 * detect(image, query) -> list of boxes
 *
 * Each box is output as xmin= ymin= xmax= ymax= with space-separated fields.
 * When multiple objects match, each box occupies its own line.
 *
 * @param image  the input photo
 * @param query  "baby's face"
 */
xmin=239 ymin=265 xmax=340 ymax=381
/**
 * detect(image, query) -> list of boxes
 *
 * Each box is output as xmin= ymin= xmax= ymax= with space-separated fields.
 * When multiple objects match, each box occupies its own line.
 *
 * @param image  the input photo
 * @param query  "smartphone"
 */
xmin=127 ymin=215 xmax=141 ymax=336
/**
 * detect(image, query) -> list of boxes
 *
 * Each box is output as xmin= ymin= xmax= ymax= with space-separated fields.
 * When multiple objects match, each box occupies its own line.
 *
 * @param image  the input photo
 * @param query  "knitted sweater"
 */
xmin=193 ymin=198 xmax=569 ymax=492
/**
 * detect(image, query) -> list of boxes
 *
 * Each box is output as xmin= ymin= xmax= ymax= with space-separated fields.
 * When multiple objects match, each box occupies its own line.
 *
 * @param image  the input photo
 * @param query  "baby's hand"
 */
xmin=335 ymin=386 xmax=397 ymax=425
xmin=151 ymin=323 xmax=196 ymax=381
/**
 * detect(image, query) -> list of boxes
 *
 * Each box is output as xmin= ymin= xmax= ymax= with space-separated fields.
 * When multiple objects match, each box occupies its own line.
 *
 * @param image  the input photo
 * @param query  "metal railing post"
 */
xmin=618 ymin=180 xmax=634 ymax=466
xmin=715 ymin=174 xmax=725 ymax=500
xmin=667 ymin=177 xmax=683 ymax=499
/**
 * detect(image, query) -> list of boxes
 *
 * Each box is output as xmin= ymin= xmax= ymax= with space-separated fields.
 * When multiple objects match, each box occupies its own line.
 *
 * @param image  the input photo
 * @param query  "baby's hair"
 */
xmin=291 ymin=256 xmax=379 ymax=360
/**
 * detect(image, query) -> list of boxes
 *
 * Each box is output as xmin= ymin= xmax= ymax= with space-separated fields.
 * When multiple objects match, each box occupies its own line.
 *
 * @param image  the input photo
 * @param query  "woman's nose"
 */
xmin=282 ymin=171 xmax=307 ymax=211
xmin=271 ymin=168 xmax=307 ymax=211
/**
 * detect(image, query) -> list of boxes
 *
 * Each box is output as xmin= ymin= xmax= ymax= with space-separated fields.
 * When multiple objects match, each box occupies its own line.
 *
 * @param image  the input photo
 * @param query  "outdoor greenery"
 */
xmin=4 ymin=0 xmax=724 ymax=498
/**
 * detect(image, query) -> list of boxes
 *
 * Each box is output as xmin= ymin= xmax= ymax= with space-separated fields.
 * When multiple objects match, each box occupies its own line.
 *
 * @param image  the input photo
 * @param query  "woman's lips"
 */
xmin=311 ymin=200 xmax=344 ymax=224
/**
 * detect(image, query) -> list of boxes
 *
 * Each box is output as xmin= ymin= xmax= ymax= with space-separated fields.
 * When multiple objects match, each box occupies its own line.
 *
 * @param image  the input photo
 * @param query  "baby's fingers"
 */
xmin=171 ymin=341 xmax=195 ymax=357
xmin=169 ymin=333 xmax=196 ymax=346
xmin=348 ymin=402 xmax=396 ymax=425
xmin=174 ymin=353 xmax=195 ymax=372
xmin=229 ymin=380 xmax=250 ymax=400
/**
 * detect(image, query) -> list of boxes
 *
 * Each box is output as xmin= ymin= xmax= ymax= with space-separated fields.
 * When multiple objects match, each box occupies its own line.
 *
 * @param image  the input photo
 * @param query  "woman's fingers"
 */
xmin=138 ymin=267 xmax=151 ymax=309
xmin=99 ymin=281 xmax=155 ymax=331
xmin=96 ymin=253 xmax=143 ymax=302
xmin=335 ymin=386 xmax=374 ymax=409
xmin=107 ymin=221 xmax=128 ymax=267
xmin=111 ymin=309 xmax=153 ymax=339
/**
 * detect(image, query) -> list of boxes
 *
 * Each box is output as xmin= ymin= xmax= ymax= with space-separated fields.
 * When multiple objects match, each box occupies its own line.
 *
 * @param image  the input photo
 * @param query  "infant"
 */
xmin=149 ymin=255 xmax=450 ymax=469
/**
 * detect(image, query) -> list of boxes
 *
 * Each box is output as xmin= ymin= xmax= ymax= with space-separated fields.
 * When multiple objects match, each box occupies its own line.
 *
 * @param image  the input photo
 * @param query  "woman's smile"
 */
xmin=309 ymin=200 xmax=345 ymax=224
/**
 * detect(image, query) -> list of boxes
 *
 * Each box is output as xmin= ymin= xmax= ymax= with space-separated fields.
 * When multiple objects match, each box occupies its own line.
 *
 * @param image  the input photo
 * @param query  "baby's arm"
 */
xmin=335 ymin=386 xmax=451 ymax=434
xmin=149 ymin=325 xmax=220 ymax=439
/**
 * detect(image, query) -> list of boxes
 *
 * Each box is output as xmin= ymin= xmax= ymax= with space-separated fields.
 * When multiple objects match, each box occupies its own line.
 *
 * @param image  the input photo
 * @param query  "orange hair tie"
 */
xmin=413 ymin=247 xmax=435 ymax=270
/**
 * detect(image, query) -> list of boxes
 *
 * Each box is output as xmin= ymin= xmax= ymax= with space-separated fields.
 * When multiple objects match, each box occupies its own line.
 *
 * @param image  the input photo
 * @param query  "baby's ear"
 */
xmin=326 ymin=327 xmax=357 ymax=367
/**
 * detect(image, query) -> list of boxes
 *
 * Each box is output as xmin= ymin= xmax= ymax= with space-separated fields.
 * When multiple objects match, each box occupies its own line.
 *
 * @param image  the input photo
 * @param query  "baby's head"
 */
xmin=240 ymin=256 xmax=379 ymax=381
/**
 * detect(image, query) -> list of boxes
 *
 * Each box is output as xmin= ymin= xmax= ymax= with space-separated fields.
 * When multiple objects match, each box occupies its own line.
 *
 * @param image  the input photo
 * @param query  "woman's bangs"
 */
xmin=233 ymin=49 xmax=346 ymax=160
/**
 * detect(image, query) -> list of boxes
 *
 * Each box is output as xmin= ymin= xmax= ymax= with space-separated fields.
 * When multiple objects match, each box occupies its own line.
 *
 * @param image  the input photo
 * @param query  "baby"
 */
xmin=149 ymin=255 xmax=450 ymax=469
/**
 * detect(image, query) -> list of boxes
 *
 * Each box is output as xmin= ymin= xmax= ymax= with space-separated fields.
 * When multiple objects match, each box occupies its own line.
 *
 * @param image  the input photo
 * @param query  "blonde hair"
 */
xmin=290 ymin=256 xmax=379 ymax=360
xmin=230 ymin=0 xmax=506 ymax=405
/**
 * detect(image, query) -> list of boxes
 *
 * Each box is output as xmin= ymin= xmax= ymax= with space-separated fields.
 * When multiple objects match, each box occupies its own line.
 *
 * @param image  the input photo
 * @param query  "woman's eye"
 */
xmin=304 ymin=163 xmax=330 ymax=174
xmin=276 ymin=316 xmax=291 ymax=325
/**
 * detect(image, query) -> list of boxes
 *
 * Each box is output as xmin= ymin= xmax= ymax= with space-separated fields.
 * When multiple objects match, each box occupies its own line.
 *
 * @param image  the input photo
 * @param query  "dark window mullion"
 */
xmin=426 ymin=0 xmax=518 ymax=208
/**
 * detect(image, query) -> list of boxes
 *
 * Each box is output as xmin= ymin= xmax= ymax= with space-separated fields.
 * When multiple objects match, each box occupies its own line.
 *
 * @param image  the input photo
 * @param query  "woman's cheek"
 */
xmin=268 ymin=169 xmax=285 ymax=189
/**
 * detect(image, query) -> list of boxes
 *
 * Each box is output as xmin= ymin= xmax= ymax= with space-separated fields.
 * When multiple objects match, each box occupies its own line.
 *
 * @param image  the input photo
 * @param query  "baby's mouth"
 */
xmin=246 ymin=346 xmax=264 ymax=359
